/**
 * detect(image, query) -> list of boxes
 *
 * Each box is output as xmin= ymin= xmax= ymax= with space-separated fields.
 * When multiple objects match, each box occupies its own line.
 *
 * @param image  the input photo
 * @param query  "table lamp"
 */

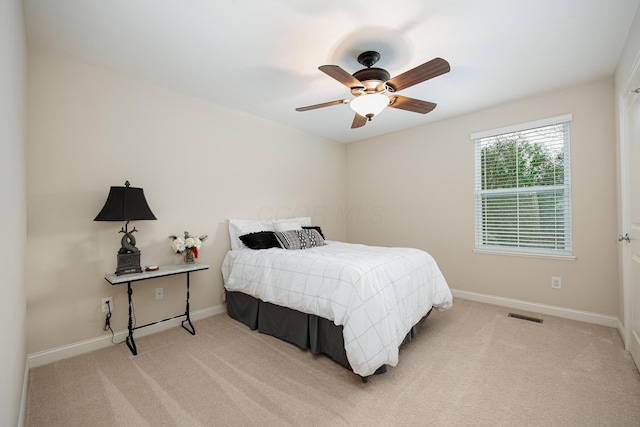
xmin=94 ymin=181 xmax=157 ymax=275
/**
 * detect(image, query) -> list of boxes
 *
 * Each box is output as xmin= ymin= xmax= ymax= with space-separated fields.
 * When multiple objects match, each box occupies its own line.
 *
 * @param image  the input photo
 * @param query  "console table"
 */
xmin=104 ymin=263 xmax=209 ymax=355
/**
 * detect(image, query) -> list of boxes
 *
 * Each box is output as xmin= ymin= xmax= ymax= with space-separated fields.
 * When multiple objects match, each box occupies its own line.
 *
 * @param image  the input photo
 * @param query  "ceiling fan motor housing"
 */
xmin=352 ymin=68 xmax=391 ymax=94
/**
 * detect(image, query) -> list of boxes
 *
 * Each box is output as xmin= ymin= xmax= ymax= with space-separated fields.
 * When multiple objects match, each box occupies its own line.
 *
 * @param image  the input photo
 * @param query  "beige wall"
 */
xmin=1 ymin=0 xmax=27 ymax=424
xmin=347 ymin=78 xmax=618 ymax=317
xmin=26 ymin=47 xmax=347 ymax=354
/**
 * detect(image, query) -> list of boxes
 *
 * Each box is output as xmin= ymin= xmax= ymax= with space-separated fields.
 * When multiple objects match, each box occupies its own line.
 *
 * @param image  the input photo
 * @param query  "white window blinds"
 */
xmin=473 ymin=115 xmax=572 ymax=255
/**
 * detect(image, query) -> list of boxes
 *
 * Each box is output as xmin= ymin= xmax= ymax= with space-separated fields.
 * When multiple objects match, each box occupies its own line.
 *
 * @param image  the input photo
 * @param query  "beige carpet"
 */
xmin=25 ymin=299 xmax=640 ymax=426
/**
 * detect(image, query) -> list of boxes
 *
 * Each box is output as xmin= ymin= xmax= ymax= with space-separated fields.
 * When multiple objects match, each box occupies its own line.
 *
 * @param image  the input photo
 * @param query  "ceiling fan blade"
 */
xmin=386 ymin=58 xmax=450 ymax=92
xmin=319 ymin=65 xmax=364 ymax=89
xmin=296 ymin=99 xmax=347 ymax=112
xmin=388 ymin=96 xmax=437 ymax=114
xmin=351 ymin=113 xmax=367 ymax=129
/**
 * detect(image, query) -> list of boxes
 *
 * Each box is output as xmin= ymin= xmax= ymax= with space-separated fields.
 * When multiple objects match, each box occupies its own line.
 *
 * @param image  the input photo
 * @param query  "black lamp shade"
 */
xmin=94 ymin=181 xmax=157 ymax=222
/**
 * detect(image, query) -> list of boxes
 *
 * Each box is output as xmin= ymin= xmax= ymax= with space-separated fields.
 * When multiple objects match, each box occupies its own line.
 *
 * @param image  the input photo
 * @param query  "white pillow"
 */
xmin=273 ymin=221 xmax=303 ymax=232
xmin=228 ymin=219 xmax=275 ymax=250
xmin=272 ymin=216 xmax=312 ymax=229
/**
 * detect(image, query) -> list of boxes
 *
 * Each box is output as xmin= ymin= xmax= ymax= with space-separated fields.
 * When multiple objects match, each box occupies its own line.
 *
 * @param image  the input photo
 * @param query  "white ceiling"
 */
xmin=23 ymin=0 xmax=640 ymax=143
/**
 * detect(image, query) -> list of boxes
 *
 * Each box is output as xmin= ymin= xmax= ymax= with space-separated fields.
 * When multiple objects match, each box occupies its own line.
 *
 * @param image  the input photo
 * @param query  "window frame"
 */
xmin=471 ymin=114 xmax=575 ymax=260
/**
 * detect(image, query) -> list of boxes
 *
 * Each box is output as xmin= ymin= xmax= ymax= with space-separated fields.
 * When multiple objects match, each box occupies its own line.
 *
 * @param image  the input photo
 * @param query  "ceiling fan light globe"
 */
xmin=350 ymin=94 xmax=389 ymax=119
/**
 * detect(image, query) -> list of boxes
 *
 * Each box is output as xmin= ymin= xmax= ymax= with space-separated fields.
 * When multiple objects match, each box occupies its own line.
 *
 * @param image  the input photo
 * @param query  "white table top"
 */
xmin=105 ymin=263 xmax=209 ymax=285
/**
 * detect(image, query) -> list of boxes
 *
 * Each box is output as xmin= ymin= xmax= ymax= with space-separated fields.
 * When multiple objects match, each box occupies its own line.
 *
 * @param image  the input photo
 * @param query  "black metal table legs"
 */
xmin=125 ymin=282 xmax=137 ymax=355
xmin=181 ymin=272 xmax=196 ymax=335
xmin=124 ymin=272 xmax=195 ymax=356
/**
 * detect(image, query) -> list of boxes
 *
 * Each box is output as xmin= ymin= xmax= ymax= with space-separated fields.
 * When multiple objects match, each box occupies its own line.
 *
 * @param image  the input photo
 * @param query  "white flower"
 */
xmin=170 ymin=232 xmax=207 ymax=254
xmin=192 ymin=237 xmax=202 ymax=250
xmin=171 ymin=237 xmax=186 ymax=253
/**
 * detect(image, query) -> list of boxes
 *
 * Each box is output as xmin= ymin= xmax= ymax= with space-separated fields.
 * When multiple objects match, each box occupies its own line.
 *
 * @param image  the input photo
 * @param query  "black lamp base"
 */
xmin=116 ymin=252 xmax=142 ymax=275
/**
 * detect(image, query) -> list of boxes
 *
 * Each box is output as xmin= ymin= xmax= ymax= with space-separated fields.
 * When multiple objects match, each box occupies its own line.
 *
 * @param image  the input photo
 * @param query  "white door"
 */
xmin=623 ymin=84 xmax=640 ymax=368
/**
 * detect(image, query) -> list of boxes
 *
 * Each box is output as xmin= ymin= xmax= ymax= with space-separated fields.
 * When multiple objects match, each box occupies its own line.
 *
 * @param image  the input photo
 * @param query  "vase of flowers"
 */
xmin=183 ymin=248 xmax=195 ymax=263
xmin=170 ymin=231 xmax=208 ymax=263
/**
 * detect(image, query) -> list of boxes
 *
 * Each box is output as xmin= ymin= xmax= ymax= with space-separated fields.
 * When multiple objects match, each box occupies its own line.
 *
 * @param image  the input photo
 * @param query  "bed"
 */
xmin=221 ymin=217 xmax=453 ymax=380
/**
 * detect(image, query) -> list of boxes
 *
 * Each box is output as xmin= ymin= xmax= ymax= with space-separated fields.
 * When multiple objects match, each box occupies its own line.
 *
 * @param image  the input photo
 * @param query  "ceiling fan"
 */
xmin=296 ymin=51 xmax=450 ymax=129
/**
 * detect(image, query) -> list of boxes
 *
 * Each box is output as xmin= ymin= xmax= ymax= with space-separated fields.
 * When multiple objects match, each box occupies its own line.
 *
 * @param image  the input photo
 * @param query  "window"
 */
xmin=472 ymin=114 xmax=572 ymax=257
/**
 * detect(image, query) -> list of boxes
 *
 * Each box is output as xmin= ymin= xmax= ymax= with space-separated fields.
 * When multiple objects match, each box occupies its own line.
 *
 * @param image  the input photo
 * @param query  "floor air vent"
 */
xmin=508 ymin=313 xmax=543 ymax=323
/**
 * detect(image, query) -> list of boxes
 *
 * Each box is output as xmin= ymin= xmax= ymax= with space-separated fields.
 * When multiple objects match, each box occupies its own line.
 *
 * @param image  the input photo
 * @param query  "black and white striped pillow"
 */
xmin=274 ymin=229 xmax=326 ymax=250
xmin=302 ymin=225 xmax=324 ymax=239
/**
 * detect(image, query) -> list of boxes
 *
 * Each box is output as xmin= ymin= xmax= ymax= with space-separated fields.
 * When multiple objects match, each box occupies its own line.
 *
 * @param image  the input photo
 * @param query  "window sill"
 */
xmin=473 ymin=248 xmax=576 ymax=261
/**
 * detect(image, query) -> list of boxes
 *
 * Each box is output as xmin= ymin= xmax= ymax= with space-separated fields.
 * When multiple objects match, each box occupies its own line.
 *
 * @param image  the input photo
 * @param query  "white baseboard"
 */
xmin=27 ymin=304 xmax=227 ymax=369
xmin=451 ymin=289 xmax=619 ymax=328
xmin=617 ymin=319 xmax=628 ymax=349
xmin=18 ymin=357 xmax=29 ymax=427
xmin=630 ymin=328 xmax=640 ymax=371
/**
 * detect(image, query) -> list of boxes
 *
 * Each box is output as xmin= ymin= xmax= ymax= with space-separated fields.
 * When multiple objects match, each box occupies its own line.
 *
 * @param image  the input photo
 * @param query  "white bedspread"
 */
xmin=221 ymin=241 xmax=453 ymax=377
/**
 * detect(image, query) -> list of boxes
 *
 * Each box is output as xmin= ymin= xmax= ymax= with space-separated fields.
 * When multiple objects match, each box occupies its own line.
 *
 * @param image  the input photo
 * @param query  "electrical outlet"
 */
xmin=551 ymin=276 xmax=562 ymax=289
xmin=101 ymin=297 xmax=113 ymax=313
xmin=155 ymin=288 xmax=163 ymax=300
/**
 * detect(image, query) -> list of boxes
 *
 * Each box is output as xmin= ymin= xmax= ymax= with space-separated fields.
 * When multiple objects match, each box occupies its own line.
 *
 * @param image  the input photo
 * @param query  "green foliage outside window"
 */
xmin=480 ymin=135 xmax=564 ymax=190
xmin=477 ymin=123 xmax=569 ymax=252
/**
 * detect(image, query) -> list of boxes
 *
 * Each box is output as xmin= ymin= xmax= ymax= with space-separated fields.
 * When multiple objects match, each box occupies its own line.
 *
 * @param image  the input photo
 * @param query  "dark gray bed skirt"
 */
xmin=225 ymin=290 xmax=431 ymax=376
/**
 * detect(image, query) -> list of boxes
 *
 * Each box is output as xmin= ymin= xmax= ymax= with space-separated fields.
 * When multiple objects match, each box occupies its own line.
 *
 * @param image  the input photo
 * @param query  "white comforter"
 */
xmin=221 ymin=241 xmax=453 ymax=377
